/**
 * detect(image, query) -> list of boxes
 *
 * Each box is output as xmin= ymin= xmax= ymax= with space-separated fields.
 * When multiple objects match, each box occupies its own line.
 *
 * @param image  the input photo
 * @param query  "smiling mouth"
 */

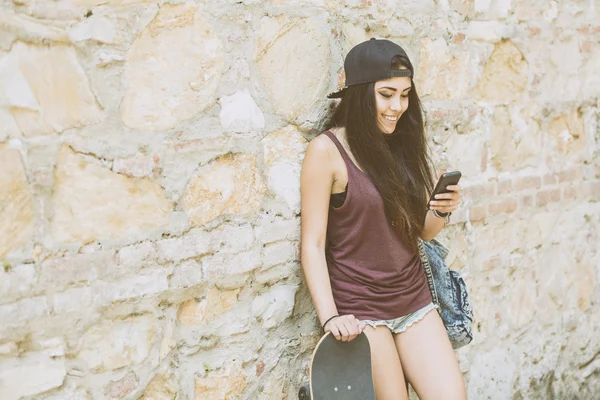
xmin=382 ymin=115 xmax=399 ymax=122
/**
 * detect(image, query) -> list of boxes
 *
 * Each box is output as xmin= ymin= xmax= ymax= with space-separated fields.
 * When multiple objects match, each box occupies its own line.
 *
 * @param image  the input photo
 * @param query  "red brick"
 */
xmin=497 ymin=178 xmax=512 ymax=194
xmin=543 ymin=173 xmax=558 ymax=186
xmin=514 ymin=176 xmax=542 ymax=191
xmin=521 ymin=195 xmax=534 ymax=208
xmin=469 ymin=205 xmax=487 ymax=221
xmin=557 ymin=168 xmax=582 ymax=183
xmin=488 ymin=198 xmax=518 ymax=215
xmin=464 ymin=182 xmax=496 ymax=200
xmin=536 ymin=189 xmax=561 ymax=206
xmin=562 ymin=184 xmax=579 ymax=200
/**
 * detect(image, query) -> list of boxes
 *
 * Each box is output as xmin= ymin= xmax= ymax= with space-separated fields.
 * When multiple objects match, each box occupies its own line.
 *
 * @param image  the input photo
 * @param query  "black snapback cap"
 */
xmin=328 ymin=38 xmax=414 ymax=99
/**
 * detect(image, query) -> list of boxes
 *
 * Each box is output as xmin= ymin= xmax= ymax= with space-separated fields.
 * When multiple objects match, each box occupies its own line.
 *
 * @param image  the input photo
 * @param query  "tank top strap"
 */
xmin=322 ymin=130 xmax=360 ymax=175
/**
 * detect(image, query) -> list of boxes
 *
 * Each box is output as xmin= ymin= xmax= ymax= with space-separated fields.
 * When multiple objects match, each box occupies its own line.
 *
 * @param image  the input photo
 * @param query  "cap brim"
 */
xmin=327 ymin=87 xmax=347 ymax=99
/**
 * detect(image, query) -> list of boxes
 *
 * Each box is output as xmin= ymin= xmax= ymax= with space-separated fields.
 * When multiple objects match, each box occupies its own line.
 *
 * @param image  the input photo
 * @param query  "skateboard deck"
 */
xmin=301 ymin=331 xmax=375 ymax=400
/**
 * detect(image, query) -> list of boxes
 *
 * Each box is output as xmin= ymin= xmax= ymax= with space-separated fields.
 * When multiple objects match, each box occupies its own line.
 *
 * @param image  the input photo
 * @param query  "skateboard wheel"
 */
xmin=298 ymin=384 xmax=310 ymax=400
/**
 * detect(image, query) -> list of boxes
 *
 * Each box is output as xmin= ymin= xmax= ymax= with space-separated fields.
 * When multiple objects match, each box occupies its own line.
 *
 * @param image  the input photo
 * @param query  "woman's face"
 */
xmin=374 ymin=75 xmax=412 ymax=134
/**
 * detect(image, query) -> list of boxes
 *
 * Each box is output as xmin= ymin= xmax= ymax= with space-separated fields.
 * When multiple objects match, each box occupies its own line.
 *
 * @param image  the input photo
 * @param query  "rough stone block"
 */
xmin=77 ymin=314 xmax=155 ymax=373
xmin=194 ymin=365 xmax=247 ymax=400
xmin=121 ymin=3 xmax=224 ymax=130
xmin=262 ymin=126 xmax=307 ymax=165
xmin=203 ymin=249 xmax=261 ymax=289
xmin=251 ymin=284 xmax=297 ymax=328
xmin=104 ymin=371 xmax=139 ymax=399
xmin=50 ymin=147 xmax=172 ymax=244
xmin=262 ymin=240 xmax=298 ymax=268
xmin=40 ymin=250 xmax=117 ymax=290
xmin=139 ymin=371 xmax=178 ymax=400
xmin=168 ymin=259 xmax=203 ymax=289
xmin=177 ymin=287 xmax=240 ymax=325
xmin=117 ymin=241 xmax=157 ymax=271
xmin=182 ymin=153 xmax=266 ymax=227
xmin=219 ymin=89 xmax=264 ymax=133
xmin=475 ymin=40 xmax=528 ymax=103
xmin=0 ymin=347 xmax=66 ymax=400
xmin=0 ymin=296 xmax=49 ymax=328
xmin=0 ymin=263 xmax=36 ymax=304
xmin=109 ymin=268 xmax=170 ymax=302
xmin=256 ymin=216 xmax=300 ymax=244
xmin=267 ymin=162 xmax=302 ymax=214
xmin=156 ymin=229 xmax=213 ymax=263
xmin=415 ymin=37 xmax=471 ymax=100
xmin=467 ymin=21 xmax=515 ymax=42
xmin=0 ymin=144 xmax=34 ymax=258
xmin=468 ymin=349 xmax=516 ymax=399
xmin=256 ymin=16 xmax=330 ymax=125
xmin=1 ymin=43 xmax=103 ymax=136
xmin=212 ymin=223 xmax=255 ymax=254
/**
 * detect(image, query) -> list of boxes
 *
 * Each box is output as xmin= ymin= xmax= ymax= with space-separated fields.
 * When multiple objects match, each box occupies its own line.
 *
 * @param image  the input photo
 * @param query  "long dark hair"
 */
xmin=327 ymin=57 xmax=434 ymax=254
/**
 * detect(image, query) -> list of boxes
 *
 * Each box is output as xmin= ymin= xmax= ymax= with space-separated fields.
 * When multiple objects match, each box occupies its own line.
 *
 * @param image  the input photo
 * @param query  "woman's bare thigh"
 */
xmin=362 ymin=325 xmax=408 ymax=400
xmin=393 ymin=310 xmax=467 ymax=400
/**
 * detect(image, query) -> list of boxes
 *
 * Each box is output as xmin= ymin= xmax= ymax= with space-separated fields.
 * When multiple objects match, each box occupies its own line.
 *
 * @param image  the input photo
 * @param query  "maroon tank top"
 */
xmin=323 ymin=130 xmax=432 ymax=321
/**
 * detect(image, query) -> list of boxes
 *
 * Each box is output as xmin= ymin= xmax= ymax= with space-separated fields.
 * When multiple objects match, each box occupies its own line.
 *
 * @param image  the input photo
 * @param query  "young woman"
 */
xmin=300 ymin=38 xmax=467 ymax=399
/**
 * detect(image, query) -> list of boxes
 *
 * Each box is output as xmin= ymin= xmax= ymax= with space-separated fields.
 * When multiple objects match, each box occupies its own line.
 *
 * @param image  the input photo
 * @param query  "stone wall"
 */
xmin=1 ymin=0 xmax=599 ymax=399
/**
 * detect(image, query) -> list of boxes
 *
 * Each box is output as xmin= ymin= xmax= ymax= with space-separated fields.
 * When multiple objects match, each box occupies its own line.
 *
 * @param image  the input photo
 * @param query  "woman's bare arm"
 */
xmin=300 ymin=136 xmax=339 ymax=326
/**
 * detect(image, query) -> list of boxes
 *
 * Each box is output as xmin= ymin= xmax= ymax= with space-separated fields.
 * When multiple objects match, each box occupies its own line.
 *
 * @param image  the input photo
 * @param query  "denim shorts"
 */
xmin=361 ymin=302 xmax=438 ymax=334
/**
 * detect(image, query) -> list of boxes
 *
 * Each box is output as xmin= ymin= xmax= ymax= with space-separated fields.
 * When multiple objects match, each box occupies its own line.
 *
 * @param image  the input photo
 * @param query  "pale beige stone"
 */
xmin=547 ymin=109 xmax=586 ymax=166
xmin=0 ymin=8 xmax=69 ymax=44
xmin=490 ymin=106 xmax=517 ymax=171
xmin=341 ymin=22 xmax=370 ymax=50
xmin=104 ymin=371 xmax=139 ymax=399
xmin=0 ymin=43 xmax=103 ymax=136
xmin=19 ymin=0 xmax=158 ymax=20
xmin=262 ymin=126 xmax=307 ymax=165
xmin=506 ymin=272 xmax=536 ymax=329
xmin=121 ymin=3 xmax=224 ymax=130
xmin=444 ymin=132 xmax=486 ymax=176
xmin=194 ymin=365 xmax=247 ymax=400
xmin=468 ymin=349 xmax=516 ymax=399
xmin=177 ymin=287 xmax=240 ymax=325
xmin=77 ymin=314 xmax=155 ymax=372
xmin=68 ymin=13 xmax=118 ymax=44
xmin=182 ymin=153 xmax=266 ymax=227
xmin=576 ymin=264 xmax=595 ymax=312
xmin=0 ymin=349 xmax=66 ymax=400
xmin=50 ymin=146 xmax=171 ymax=243
xmin=139 ymin=371 xmax=178 ymax=400
xmin=0 ymin=144 xmax=34 ymax=258
xmin=416 ymin=37 xmax=471 ymax=100
xmin=251 ymin=284 xmax=297 ymax=328
xmin=262 ymin=127 xmax=306 ymax=212
xmin=203 ymin=249 xmax=261 ymax=289
xmin=256 ymin=16 xmax=330 ymax=121
xmin=512 ymin=105 xmax=542 ymax=168
xmin=467 ymin=21 xmax=514 ymax=42
xmin=475 ymin=40 xmax=528 ymax=103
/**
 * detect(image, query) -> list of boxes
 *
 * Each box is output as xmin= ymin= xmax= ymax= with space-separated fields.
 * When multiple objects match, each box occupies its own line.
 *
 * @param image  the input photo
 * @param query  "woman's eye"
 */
xmin=379 ymin=93 xmax=392 ymax=98
xmin=401 ymin=94 xmax=409 ymax=99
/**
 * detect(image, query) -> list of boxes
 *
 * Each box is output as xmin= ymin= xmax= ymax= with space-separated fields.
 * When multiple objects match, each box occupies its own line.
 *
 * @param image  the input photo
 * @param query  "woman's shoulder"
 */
xmin=306 ymin=129 xmax=337 ymax=156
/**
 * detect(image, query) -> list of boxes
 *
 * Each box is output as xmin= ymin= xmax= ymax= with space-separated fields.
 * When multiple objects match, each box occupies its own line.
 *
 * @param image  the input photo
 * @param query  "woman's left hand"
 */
xmin=429 ymin=184 xmax=461 ymax=214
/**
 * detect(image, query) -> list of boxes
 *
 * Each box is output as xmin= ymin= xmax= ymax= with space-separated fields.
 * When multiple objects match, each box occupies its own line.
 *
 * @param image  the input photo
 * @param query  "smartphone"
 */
xmin=428 ymin=171 xmax=462 ymax=208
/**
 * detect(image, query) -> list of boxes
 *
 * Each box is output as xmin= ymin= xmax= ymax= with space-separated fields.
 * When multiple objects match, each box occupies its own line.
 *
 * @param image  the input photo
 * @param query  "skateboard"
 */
xmin=298 ymin=331 xmax=375 ymax=400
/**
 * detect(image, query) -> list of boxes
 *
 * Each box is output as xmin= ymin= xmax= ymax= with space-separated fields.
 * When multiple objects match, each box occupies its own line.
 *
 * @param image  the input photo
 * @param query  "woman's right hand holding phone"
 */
xmin=323 ymin=314 xmax=366 ymax=342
